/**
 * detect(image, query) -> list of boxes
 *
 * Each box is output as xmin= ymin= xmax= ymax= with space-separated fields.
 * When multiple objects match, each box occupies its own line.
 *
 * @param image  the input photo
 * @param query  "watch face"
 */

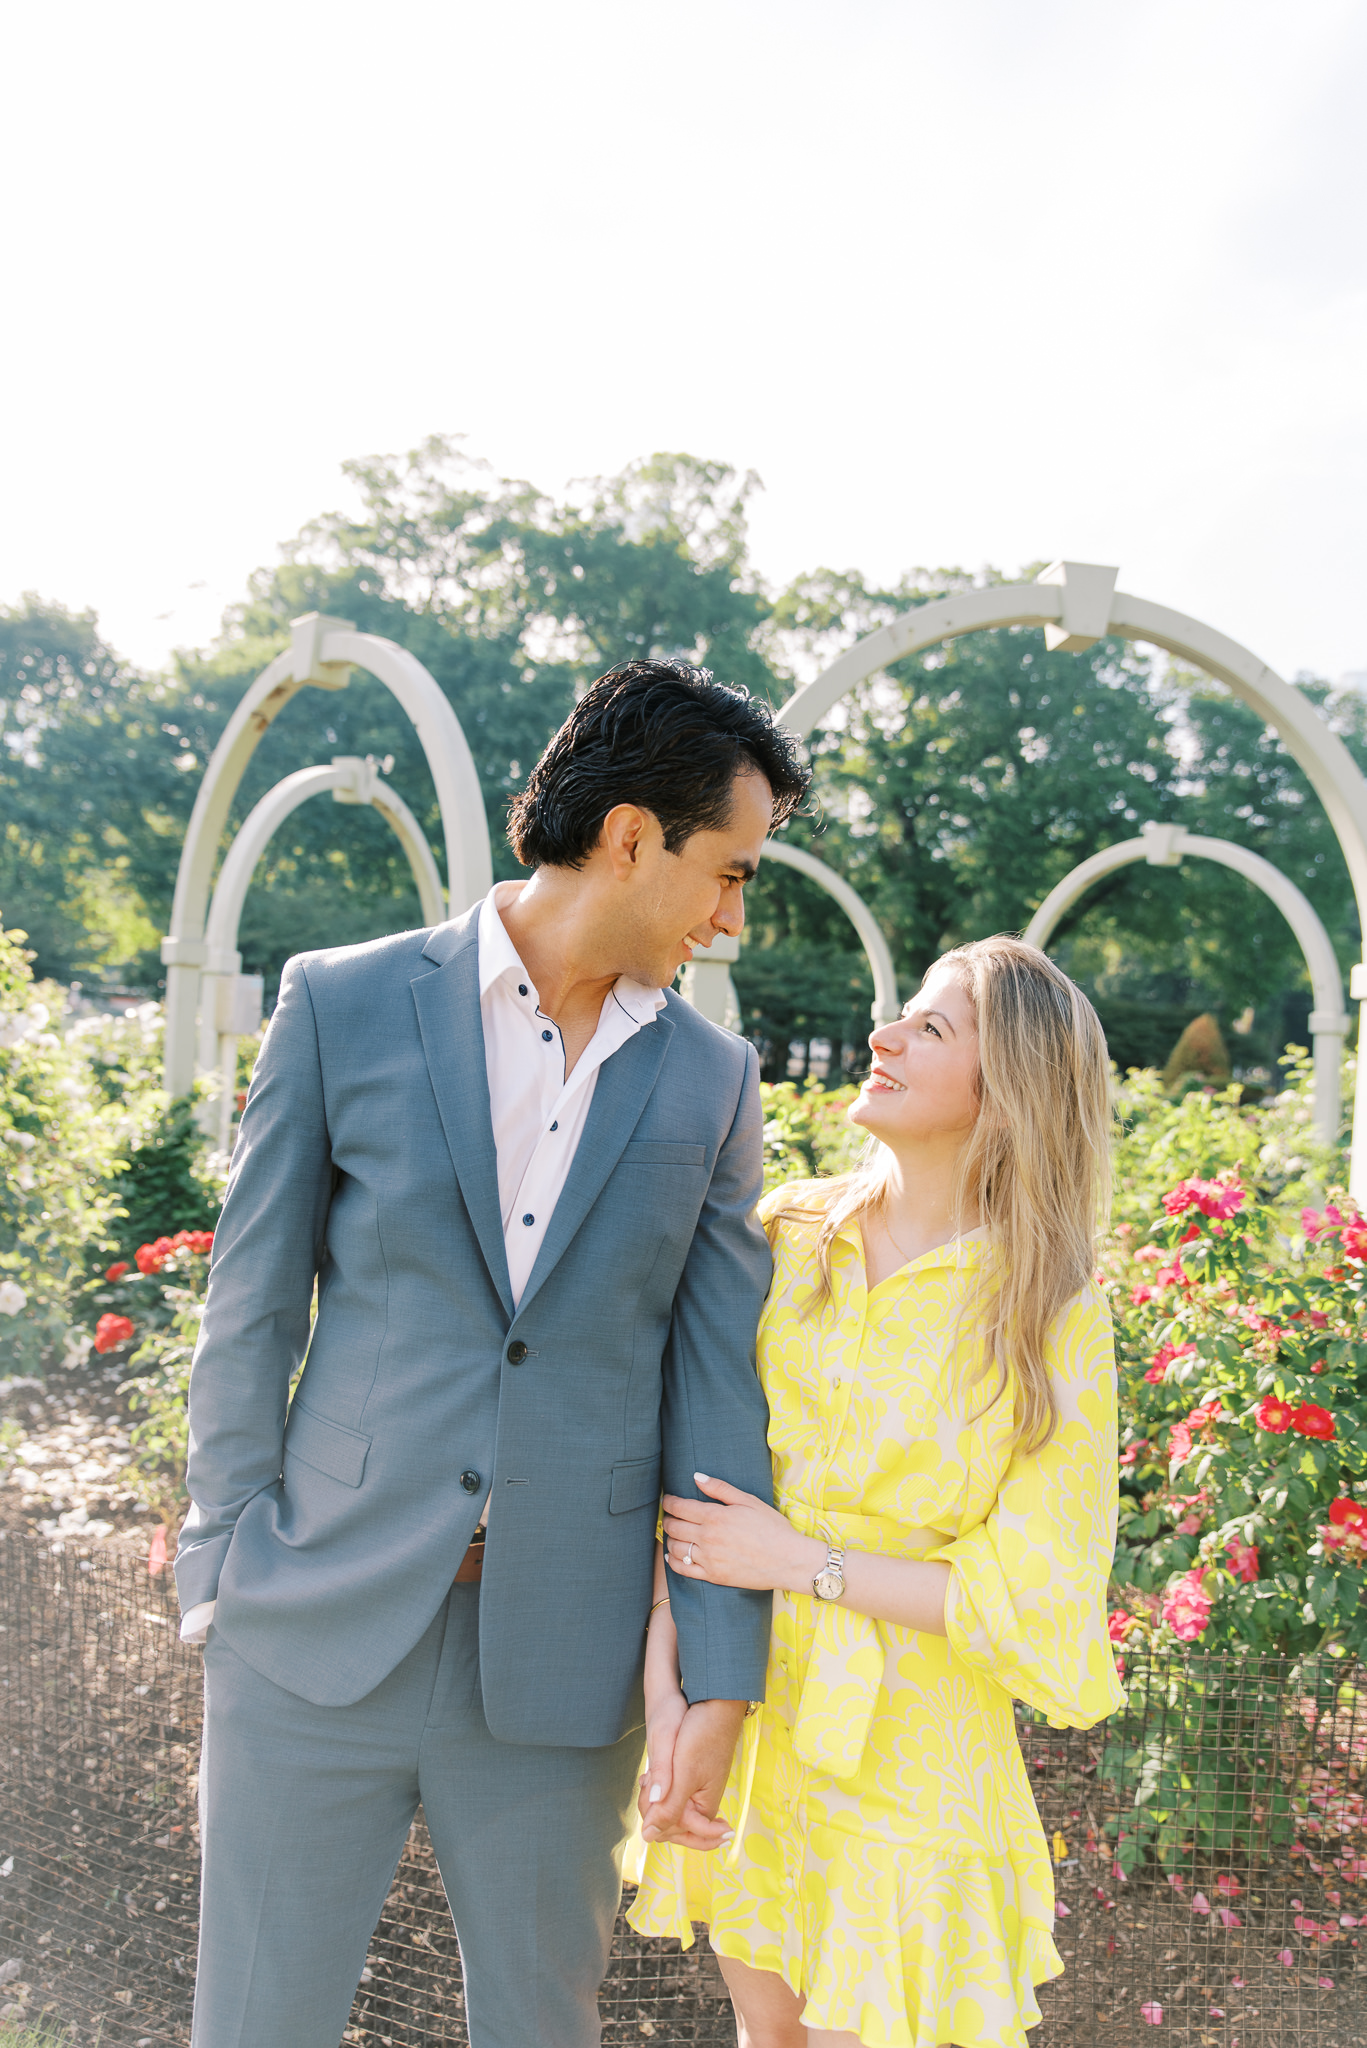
xmin=814 ymin=1567 xmax=844 ymax=1601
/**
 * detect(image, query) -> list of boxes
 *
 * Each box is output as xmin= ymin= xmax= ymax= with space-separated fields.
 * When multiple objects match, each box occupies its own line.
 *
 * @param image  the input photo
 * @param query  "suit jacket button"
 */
xmin=460 ymin=1469 xmax=481 ymax=1493
xmin=506 ymin=1340 xmax=528 ymax=1364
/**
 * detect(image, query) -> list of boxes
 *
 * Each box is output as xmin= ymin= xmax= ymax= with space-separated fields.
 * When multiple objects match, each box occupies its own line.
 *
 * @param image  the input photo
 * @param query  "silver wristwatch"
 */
xmin=812 ymin=1540 xmax=846 ymax=1602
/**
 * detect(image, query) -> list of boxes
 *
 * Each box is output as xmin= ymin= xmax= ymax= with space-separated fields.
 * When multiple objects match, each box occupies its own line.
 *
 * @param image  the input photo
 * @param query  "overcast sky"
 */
xmin=3 ymin=0 xmax=1363 ymax=686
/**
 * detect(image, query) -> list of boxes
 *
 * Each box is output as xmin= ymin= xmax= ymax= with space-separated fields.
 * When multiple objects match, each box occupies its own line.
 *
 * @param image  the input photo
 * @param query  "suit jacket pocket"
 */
xmin=622 ymin=1141 xmax=706 ymax=1166
xmin=610 ymin=1455 xmax=663 ymax=1514
xmin=283 ymin=1402 xmax=371 ymax=1488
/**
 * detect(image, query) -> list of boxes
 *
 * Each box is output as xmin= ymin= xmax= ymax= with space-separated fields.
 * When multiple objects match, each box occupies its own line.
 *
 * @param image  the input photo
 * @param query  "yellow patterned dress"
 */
xmin=627 ymin=1186 xmax=1123 ymax=2048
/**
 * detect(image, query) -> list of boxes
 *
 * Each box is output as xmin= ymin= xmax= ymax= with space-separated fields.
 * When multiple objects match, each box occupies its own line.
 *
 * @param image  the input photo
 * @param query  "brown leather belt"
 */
xmin=454 ymin=1530 xmax=485 ymax=1584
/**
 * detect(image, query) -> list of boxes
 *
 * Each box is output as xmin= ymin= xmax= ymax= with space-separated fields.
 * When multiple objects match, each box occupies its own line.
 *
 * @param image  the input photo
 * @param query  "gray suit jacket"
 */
xmin=174 ymin=904 xmax=775 ymax=1744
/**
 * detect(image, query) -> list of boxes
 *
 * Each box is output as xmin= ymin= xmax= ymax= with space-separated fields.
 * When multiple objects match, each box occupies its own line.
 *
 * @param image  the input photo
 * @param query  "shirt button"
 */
xmin=522 ymin=1213 xmax=535 ymax=1227
xmin=460 ymin=1469 xmax=481 ymax=1493
xmin=549 ymin=1120 xmax=558 ymax=1132
xmin=506 ymin=1340 xmax=528 ymax=1364
xmin=541 ymin=1029 xmax=553 ymax=1042
xmin=518 ymin=983 xmax=528 ymax=996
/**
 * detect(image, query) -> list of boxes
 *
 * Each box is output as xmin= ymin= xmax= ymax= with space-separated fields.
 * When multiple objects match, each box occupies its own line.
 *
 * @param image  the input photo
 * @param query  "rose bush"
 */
xmin=1110 ymin=1168 xmax=1367 ymax=1658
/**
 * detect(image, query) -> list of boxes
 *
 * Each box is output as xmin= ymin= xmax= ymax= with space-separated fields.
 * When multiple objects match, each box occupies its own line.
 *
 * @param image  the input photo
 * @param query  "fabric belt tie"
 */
xmin=785 ymin=1501 xmax=955 ymax=1782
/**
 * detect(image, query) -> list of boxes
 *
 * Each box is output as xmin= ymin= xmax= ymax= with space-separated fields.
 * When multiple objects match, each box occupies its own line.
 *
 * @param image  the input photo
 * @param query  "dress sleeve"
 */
xmin=938 ymin=1283 xmax=1124 ymax=1728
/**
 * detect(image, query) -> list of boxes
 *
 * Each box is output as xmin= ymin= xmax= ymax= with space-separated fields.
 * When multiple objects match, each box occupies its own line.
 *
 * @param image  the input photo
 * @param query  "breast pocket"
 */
xmin=621 ymin=1141 xmax=706 ymax=1166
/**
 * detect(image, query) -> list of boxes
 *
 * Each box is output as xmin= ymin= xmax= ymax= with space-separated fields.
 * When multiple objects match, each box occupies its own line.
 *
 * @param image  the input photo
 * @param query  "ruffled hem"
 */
xmin=627 ymin=1837 xmax=1061 ymax=2048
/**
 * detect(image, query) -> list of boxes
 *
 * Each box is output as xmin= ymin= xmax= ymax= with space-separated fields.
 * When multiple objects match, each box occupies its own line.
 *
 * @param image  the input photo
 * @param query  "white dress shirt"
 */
xmin=180 ymin=883 xmax=665 ymax=1643
xmin=479 ymin=880 xmax=666 ymax=1307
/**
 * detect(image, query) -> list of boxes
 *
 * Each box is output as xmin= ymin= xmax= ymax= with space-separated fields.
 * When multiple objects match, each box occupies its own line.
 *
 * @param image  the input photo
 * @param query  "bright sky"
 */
xmin=3 ymin=0 xmax=1363 ymax=686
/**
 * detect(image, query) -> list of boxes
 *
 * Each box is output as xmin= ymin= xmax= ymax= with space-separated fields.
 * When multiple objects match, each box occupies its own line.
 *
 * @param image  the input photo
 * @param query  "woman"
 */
xmin=628 ymin=935 xmax=1123 ymax=2048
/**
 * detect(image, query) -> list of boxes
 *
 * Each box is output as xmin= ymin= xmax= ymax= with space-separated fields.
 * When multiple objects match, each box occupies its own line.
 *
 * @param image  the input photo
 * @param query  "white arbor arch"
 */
xmin=196 ymin=757 xmax=445 ymax=1149
xmin=1022 ymin=822 xmax=1349 ymax=1144
xmin=683 ymin=841 xmax=901 ymax=1046
xmin=161 ymin=614 xmax=491 ymax=1099
xmin=775 ymin=562 xmax=1367 ymax=1198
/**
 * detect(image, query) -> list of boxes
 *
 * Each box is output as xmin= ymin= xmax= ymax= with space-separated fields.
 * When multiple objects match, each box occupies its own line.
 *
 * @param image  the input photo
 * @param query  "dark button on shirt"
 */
xmin=460 ymin=1469 xmax=481 ymax=1493
xmin=507 ymin=1340 xmax=529 ymax=1364
xmin=522 ymin=1212 xmax=535 ymax=1227
xmin=541 ymin=1029 xmax=554 ymax=1042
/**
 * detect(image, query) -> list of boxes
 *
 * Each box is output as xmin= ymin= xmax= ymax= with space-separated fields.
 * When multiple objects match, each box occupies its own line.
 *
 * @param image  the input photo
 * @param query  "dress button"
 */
xmin=549 ymin=1120 xmax=558 ymax=1132
xmin=460 ymin=1469 xmax=481 ymax=1493
xmin=518 ymin=983 xmax=528 ymax=996
xmin=522 ymin=1212 xmax=535 ymax=1227
xmin=506 ymin=1340 xmax=528 ymax=1364
xmin=541 ymin=1029 xmax=554 ymax=1042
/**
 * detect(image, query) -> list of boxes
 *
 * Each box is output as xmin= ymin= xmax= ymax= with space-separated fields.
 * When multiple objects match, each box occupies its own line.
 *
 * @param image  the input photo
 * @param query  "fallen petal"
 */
xmin=1217 ymin=1908 xmax=1243 ymax=1928
xmin=1055 ymin=1902 xmax=1071 ymax=1918
xmin=1192 ymin=1892 xmax=1212 ymax=1915
xmin=1319 ymin=1977 xmax=1335 ymax=1990
xmin=1278 ymin=1949 xmax=1295 ymax=1966
xmin=1140 ymin=2002 xmax=1163 ymax=2026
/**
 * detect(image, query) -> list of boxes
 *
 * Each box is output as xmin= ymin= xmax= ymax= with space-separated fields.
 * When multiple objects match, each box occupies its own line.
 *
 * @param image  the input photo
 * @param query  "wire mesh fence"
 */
xmin=3 ymin=1525 xmax=1367 ymax=2046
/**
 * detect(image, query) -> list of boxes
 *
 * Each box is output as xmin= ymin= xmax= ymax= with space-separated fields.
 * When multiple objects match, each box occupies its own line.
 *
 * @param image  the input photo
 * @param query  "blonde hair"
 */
xmin=768 ymin=935 xmax=1113 ymax=1450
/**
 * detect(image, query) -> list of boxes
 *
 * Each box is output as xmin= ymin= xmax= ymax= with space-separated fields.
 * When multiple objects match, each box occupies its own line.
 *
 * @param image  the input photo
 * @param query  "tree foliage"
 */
xmin=3 ymin=441 xmax=1363 ymax=1073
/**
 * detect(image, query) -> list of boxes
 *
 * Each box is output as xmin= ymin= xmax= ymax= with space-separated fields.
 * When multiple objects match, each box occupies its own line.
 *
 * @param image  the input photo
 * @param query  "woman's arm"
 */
xmin=663 ymin=1476 xmax=950 ymax=1635
xmin=637 ymin=1541 xmax=736 ymax=1850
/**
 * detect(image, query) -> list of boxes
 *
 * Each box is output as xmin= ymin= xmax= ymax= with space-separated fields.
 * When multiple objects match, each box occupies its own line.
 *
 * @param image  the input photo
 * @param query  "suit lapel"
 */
xmin=411 ymin=912 xmax=514 ymax=1320
xmin=514 ymin=1012 xmax=675 ymax=1319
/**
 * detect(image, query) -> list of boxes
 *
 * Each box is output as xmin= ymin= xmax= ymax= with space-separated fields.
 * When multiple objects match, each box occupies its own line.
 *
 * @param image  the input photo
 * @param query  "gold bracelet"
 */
xmin=649 ymin=1597 xmax=671 ymax=1617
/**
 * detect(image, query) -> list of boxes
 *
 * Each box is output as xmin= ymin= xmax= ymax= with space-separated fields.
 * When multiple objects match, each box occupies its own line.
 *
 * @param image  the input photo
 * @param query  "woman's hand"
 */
xmin=663 ymin=1473 xmax=825 ymax=1594
xmin=638 ymin=1683 xmax=688 ymax=1830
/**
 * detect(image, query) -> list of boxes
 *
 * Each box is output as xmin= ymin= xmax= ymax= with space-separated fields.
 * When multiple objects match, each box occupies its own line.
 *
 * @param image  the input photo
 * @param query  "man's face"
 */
xmin=611 ymin=768 xmax=774 ymax=989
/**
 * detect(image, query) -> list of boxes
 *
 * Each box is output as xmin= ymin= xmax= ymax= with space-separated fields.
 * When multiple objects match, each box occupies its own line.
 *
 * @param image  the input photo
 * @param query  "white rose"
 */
xmin=0 ymin=1281 xmax=28 ymax=1316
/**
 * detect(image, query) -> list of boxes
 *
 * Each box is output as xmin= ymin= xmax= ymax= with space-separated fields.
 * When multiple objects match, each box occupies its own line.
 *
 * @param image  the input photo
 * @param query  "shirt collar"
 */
xmin=478 ymin=882 xmax=533 ymax=999
xmin=478 ymin=882 xmax=666 ymax=1020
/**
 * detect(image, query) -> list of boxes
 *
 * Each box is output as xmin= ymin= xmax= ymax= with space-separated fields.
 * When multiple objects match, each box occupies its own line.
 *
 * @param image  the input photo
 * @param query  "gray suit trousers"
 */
xmin=194 ymin=1586 xmax=642 ymax=2048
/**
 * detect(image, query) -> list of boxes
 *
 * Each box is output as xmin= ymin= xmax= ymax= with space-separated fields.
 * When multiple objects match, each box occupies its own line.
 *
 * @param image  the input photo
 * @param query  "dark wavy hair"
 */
xmin=507 ymin=658 xmax=809 ymax=870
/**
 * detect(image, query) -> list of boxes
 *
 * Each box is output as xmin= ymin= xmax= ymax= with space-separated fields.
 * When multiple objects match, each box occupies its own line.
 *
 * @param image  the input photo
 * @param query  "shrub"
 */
xmin=0 ymin=925 xmax=127 ymax=1374
xmin=760 ymin=1078 xmax=864 ymax=1192
xmin=1161 ymin=1011 xmax=1232 ymax=1092
xmin=1110 ymin=1170 xmax=1367 ymax=1658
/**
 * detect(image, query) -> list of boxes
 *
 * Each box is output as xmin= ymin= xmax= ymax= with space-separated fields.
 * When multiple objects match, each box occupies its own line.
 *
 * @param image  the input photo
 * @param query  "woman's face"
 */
xmin=849 ymin=962 xmax=981 ymax=1150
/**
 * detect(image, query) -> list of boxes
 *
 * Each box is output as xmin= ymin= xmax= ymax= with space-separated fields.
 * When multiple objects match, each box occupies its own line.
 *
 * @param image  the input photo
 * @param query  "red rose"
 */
xmin=1291 ymin=1403 xmax=1335 ymax=1441
xmin=1329 ymin=1497 xmax=1367 ymax=1532
xmin=1225 ymin=1539 xmax=1260 ymax=1583
xmin=105 ymin=1262 xmax=129 ymax=1282
xmin=1256 ymin=1396 xmax=1295 ymax=1433
xmin=93 ymin=1312 xmax=135 ymax=1354
xmin=1163 ymin=1176 xmax=1246 ymax=1221
xmin=1169 ymin=1421 xmax=1195 ymax=1464
xmin=188 ymin=1229 xmax=214 ymax=1254
xmin=1343 ymin=1225 xmax=1367 ymax=1263
xmin=134 ymin=1236 xmax=175 ymax=1275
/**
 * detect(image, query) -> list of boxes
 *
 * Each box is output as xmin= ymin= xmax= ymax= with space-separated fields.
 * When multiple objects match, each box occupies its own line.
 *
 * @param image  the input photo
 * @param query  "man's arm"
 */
xmin=659 ymin=1037 xmax=774 ymax=1705
xmin=173 ymin=956 xmax=335 ymax=1624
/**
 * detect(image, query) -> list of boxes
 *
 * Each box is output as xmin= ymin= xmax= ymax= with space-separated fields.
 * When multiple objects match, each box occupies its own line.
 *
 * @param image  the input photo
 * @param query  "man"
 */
xmin=175 ymin=657 xmax=809 ymax=2048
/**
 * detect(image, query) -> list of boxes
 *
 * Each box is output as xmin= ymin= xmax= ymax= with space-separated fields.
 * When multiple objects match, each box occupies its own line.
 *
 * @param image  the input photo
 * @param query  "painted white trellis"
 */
xmin=774 ymin=563 xmax=1367 ymax=1202
xmin=683 ymin=841 xmax=902 ymax=1047
xmin=161 ymin=615 xmax=491 ymax=1102
xmin=196 ymin=757 xmax=446 ymax=1150
xmin=1022 ymin=822 xmax=1350 ymax=1144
